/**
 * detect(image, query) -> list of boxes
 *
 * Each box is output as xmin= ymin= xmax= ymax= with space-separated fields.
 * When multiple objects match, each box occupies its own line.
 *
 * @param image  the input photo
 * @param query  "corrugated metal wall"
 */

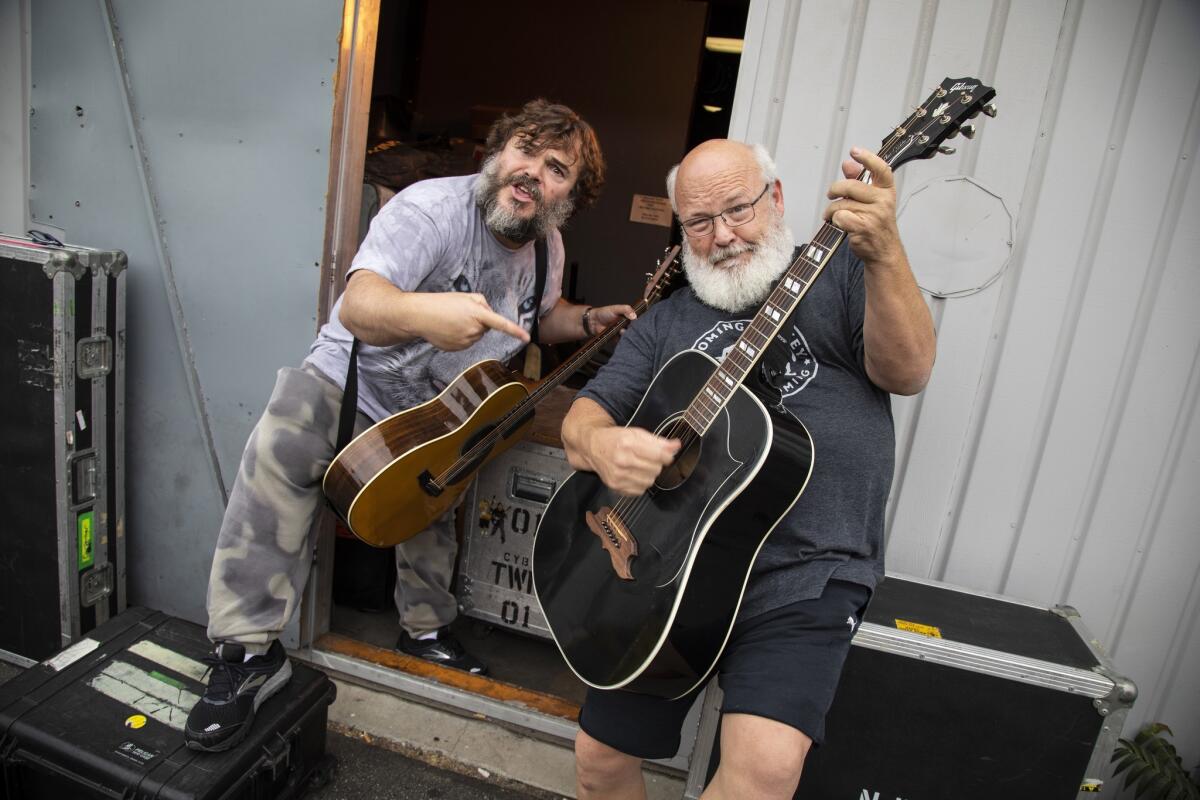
xmin=731 ymin=0 xmax=1200 ymax=774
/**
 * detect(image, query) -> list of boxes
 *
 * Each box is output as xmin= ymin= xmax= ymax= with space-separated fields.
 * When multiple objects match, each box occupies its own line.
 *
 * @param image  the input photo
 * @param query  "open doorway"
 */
xmin=316 ymin=0 xmax=751 ymax=745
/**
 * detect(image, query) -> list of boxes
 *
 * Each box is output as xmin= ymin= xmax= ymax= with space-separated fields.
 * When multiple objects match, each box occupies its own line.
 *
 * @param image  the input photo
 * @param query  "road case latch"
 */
xmin=80 ymin=562 xmax=113 ymax=607
xmin=77 ymin=335 xmax=112 ymax=379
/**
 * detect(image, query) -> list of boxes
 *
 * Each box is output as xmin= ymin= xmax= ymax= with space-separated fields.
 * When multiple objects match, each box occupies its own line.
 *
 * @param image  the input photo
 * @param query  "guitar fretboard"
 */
xmin=682 ymin=225 xmax=847 ymax=434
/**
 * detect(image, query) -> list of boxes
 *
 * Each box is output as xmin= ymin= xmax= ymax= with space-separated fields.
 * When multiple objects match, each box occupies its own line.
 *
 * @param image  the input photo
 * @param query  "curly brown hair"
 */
xmin=484 ymin=99 xmax=605 ymax=213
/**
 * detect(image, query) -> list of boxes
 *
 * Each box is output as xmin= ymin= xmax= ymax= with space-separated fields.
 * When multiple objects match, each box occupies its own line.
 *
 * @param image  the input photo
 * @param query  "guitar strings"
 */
xmin=430 ymin=291 xmax=663 ymax=489
xmin=434 ymin=261 xmax=683 ymax=489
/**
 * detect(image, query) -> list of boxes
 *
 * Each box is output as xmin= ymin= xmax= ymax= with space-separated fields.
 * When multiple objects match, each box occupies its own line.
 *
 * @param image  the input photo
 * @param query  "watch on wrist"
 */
xmin=581 ymin=306 xmax=595 ymax=336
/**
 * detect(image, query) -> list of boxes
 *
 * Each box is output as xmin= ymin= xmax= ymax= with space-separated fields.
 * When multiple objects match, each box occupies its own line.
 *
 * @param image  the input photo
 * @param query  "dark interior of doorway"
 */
xmin=330 ymin=0 xmax=749 ymax=711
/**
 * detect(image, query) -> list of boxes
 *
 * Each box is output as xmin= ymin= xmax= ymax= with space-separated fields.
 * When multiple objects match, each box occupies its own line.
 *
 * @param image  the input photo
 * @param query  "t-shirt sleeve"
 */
xmin=842 ymin=248 xmax=867 ymax=366
xmin=347 ymin=194 xmax=446 ymax=291
xmin=576 ymin=306 xmax=661 ymax=425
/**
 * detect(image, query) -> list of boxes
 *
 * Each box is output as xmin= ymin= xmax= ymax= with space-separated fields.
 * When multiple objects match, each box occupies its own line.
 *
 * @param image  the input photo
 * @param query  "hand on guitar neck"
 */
xmin=562 ymin=396 xmax=680 ymax=496
xmin=823 ymin=146 xmax=905 ymax=267
xmin=823 ymin=146 xmax=936 ymax=395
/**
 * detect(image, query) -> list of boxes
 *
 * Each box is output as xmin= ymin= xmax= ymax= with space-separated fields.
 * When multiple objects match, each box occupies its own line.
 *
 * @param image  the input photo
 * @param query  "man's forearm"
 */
xmin=338 ymin=271 xmax=427 ymax=346
xmin=537 ymin=298 xmax=589 ymax=344
xmin=862 ymin=250 xmax=936 ymax=395
xmin=561 ymin=397 xmax=617 ymax=471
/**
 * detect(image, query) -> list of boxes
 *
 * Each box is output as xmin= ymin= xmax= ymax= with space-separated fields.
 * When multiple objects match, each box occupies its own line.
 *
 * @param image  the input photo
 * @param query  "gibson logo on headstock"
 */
xmin=950 ymin=82 xmax=978 ymax=92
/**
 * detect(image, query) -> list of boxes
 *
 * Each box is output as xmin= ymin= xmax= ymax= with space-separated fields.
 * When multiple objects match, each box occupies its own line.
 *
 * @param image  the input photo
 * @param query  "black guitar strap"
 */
xmin=335 ymin=337 xmax=360 ymax=454
xmin=530 ymin=238 xmax=547 ymax=344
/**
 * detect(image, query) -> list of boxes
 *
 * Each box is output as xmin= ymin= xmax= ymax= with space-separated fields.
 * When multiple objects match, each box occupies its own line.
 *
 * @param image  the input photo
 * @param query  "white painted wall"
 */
xmin=732 ymin=0 xmax=1200 ymax=780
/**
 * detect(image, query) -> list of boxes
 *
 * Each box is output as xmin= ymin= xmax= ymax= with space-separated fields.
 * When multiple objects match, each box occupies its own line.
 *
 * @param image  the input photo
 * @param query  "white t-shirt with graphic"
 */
xmin=306 ymin=174 xmax=563 ymax=422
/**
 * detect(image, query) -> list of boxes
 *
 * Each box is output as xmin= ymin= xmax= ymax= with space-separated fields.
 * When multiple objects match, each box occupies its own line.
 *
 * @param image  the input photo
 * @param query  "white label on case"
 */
xmin=88 ymin=660 xmax=200 ymax=731
xmin=128 ymin=640 xmax=209 ymax=684
xmin=45 ymin=637 xmax=100 ymax=671
xmin=75 ymin=410 xmax=87 ymax=430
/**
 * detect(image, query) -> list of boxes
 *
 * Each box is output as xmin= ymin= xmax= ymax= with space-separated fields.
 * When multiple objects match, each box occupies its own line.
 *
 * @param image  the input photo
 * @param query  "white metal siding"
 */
xmin=732 ymin=0 xmax=1200 ymax=774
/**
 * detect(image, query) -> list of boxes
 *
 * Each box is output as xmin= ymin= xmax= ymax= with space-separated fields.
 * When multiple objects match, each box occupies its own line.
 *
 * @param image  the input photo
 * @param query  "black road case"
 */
xmin=685 ymin=573 xmax=1137 ymax=799
xmin=0 ymin=607 xmax=336 ymax=799
xmin=0 ymin=234 xmax=127 ymax=663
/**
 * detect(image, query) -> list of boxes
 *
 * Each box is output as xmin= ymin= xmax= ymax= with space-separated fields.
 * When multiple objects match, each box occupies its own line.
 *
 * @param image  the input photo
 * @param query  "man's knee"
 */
xmin=711 ymin=715 xmax=812 ymax=798
xmin=575 ymin=729 xmax=642 ymax=792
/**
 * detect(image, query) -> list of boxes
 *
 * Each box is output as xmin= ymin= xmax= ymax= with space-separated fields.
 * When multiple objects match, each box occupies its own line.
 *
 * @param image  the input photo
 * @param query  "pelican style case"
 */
xmin=0 ymin=233 xmax=127 ymax=665
xmin=0 ymin=607 xmax=337 ymax=799
xmin=684 ymin=573 xmax=1137 ymax=800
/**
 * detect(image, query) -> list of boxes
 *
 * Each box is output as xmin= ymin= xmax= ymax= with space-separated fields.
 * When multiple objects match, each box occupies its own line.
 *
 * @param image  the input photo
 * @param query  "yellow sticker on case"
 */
xmin=895 ymin=618 xmax=943 ymax=638
xmin=125 ymin=714 xmax=147 ymax=729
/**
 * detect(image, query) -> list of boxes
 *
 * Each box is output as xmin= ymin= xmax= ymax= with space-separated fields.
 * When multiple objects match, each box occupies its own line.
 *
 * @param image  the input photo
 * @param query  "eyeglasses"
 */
xmin=679 ymin=184 xmax=771 ymax=237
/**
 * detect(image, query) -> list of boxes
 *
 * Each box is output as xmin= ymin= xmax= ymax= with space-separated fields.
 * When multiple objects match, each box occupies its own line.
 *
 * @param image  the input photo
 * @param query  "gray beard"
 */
xmin=475 ymin=155 xmax=575 ymax=243
xmin=682 ymin=215 xmax=796 ymax=313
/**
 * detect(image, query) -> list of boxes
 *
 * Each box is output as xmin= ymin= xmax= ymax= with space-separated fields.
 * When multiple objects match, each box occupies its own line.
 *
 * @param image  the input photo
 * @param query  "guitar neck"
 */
xmin=682 ymin=224 xmax=847 ymax=434
xmin=523 ymin=295 xmax=651 ymax=408
xmin=441 ymin=296 xmax=651 ymax=487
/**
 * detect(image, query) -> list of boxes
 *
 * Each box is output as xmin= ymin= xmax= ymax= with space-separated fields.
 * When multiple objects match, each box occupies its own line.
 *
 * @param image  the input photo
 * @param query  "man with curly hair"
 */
xmin=186 ymin=99 xmax=628 ymax=752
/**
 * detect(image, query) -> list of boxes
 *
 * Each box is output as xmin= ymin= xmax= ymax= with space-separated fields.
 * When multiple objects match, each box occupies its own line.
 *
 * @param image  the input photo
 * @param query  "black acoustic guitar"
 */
xmin=532 ymin=77 xmax=997 ymax=699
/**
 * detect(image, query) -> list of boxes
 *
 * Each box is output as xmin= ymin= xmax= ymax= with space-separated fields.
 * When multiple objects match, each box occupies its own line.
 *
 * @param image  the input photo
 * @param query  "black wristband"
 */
xmin=581 ymin=306 xmax=595 ymax=336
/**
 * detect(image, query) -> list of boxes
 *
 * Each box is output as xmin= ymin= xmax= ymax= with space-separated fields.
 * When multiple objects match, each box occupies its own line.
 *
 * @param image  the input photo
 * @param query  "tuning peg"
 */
xmin=960 ymin=124 xmax=977 ymax=139
xmin=937 ymin=145 xmax=957 ymax=155
xmin=983 ymin=103 xmax=998 ymax=117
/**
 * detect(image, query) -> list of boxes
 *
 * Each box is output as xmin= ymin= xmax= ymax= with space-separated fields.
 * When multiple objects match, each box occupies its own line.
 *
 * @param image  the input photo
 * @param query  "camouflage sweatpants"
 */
xmin=205 ymin=364 xmax=460 ymax=653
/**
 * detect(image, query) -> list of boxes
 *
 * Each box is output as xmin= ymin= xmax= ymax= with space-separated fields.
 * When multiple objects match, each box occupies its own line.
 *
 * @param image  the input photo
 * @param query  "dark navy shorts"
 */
xmin=577 ymin=579 xmax=869 ymax=760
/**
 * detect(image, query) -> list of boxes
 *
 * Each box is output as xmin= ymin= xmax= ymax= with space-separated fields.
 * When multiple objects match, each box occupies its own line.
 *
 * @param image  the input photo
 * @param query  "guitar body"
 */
xmin=532 ymin=350 xmax=814 ymax=699
xmin=323 ymin=360 xmax=534 ymax=547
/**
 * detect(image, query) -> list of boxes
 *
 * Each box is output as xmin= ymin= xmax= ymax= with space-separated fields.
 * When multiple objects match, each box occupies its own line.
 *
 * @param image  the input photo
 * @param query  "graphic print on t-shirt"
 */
xmin=691 ymin=319 xmax=818 ymax=398
xmin=449 ymin=261 xmax=540 ymax=341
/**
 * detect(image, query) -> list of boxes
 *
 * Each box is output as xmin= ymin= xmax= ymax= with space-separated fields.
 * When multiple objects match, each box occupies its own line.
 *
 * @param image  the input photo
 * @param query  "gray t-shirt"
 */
xmin=578 ymin=245 xmax=893 ymax=620
xmin=306 ymin=174 xmax=563 ymax=422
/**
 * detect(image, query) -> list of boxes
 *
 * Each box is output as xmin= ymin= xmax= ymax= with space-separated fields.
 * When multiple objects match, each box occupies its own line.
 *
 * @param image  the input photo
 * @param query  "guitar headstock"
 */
xmin=881 ymin=76 xmax=997 ymax=171
xmin=644 ymin=244 xmax=682 ymax=303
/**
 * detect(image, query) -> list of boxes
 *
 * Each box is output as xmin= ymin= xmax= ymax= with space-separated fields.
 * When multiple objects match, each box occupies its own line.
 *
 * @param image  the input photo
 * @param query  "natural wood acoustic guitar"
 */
xmin=323 ymin=247 xmax=680 ymax=547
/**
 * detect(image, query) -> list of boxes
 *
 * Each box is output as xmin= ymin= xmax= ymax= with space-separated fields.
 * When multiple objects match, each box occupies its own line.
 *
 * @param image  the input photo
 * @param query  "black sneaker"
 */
xmin=397 ymin=628 xmax=488 ymax=675
xmin=184 ymin=640 xmax=292 ymax=752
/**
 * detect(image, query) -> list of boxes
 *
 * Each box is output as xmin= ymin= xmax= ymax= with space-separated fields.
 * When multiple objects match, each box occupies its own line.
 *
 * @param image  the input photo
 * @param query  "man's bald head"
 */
xmin=666 ymin=140 xmax=778 ymax=213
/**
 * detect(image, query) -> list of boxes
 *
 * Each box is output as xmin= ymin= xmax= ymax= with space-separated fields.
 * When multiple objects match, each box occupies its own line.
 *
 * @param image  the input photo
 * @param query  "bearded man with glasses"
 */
xmin=558 ymin=138 xmax=936 ymax=799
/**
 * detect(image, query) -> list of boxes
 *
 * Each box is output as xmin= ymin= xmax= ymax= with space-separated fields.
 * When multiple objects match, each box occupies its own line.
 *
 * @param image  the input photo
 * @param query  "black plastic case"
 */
xmin=0 ymin=608 xmax=336 ymax=799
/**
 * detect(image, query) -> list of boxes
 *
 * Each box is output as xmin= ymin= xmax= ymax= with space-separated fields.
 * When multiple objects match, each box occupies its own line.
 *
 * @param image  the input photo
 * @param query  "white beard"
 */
xmin=682 ymin=214 xmax=795 ymax=313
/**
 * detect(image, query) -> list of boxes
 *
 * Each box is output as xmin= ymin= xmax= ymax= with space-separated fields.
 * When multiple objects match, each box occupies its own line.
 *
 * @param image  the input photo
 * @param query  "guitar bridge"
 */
xmin=585 ymin=507 xmax=638 ymax=581
xmin=418 ymin=470 xmax=444 ymax=497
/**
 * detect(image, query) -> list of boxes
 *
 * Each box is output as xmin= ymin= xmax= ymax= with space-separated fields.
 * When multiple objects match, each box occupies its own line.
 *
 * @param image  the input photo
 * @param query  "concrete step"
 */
xmin=328 ymin=677 xmax=686 ymax=799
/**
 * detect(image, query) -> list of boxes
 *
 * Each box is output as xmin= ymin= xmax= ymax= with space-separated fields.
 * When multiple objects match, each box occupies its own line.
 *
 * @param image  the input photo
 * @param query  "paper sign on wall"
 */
xmin=629 ymin=195 xmax=673 ymax=227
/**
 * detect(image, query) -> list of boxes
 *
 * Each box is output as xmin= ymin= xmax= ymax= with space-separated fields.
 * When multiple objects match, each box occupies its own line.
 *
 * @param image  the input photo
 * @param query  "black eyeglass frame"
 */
xmin=679 ymin=183 xmax=772 ymax=237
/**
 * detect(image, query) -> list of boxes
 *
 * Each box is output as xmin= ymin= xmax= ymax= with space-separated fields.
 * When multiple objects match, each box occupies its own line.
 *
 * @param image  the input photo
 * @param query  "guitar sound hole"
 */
xmin=655 ymin=435 xmax=701 ymax=491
